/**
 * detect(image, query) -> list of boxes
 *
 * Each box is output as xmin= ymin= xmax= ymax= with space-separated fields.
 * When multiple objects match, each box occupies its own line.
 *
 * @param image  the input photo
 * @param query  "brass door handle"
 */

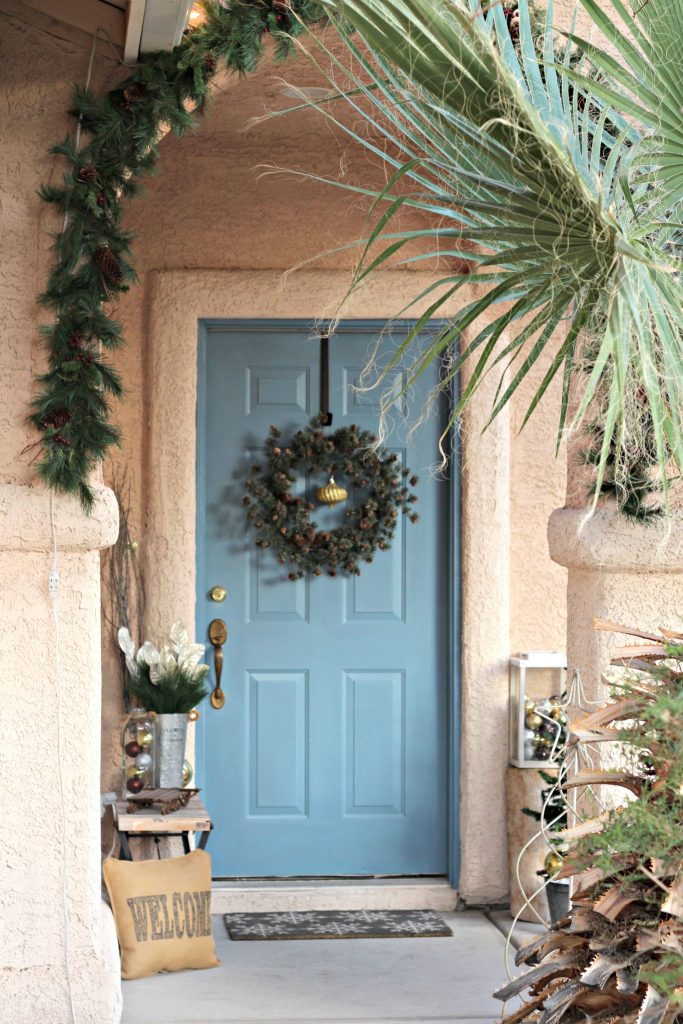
xmin=208 ymin=618 xmax=228 ymax=709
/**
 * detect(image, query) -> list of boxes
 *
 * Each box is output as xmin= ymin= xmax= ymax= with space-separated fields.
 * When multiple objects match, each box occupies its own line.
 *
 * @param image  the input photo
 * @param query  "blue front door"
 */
xmin=197 ymin=321 xmax=454 ymax=877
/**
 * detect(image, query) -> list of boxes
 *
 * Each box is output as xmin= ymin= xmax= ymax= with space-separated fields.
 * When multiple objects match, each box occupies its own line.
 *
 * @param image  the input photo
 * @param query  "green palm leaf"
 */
xmin=277 ymin=0 xmax=682 ymax=515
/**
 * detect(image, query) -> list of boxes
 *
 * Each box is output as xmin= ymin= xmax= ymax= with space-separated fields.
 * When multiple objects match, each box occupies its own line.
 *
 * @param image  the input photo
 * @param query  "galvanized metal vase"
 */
xmin=154 ymin=713 xmax=188 ymax=788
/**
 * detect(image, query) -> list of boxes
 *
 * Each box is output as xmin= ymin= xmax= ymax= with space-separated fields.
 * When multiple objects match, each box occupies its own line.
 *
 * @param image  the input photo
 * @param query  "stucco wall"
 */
xmin=0 ymin=3 xmax=567 ymax=918
xmin=0 ymin=6 xmax=125 ymax=1019
xmin=105 ymin=33 xmax=567 ymax=901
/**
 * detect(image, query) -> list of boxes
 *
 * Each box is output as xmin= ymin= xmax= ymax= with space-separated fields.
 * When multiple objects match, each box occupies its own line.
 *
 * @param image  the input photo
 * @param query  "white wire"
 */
xmin=504 ymin=668 xmax=602 ymax=980
xmin=49 ymin=491 xmax=78 ymax=1024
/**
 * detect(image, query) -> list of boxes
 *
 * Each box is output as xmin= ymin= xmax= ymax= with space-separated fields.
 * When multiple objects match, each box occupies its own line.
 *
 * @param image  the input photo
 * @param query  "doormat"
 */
xmin=223 ymin=909 xmax=453 ymax=941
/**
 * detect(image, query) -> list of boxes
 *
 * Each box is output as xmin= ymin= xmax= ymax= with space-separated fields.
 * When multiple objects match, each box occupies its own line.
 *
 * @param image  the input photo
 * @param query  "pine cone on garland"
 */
xmin=39 ymin=408 xmax=70 ymax=431
xmin=94 ymin=246 xmax=124 ymax=284
xmin=123 ymin=83 xmax=147 ymax=103
xmin=119 ymin=82 xmax=148 ymax=113
xmin=69 ymin=334 xmax=95 ymax=367
xmin=203 ymin=53 xmax=218 ymax=77
xmin=78 ymin=166 xmax=97 ymax=184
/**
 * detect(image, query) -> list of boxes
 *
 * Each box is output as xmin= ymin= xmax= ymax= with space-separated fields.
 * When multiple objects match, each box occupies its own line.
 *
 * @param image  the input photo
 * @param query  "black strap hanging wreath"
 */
xmin=243 ymin=416 xmax=419 ymax=579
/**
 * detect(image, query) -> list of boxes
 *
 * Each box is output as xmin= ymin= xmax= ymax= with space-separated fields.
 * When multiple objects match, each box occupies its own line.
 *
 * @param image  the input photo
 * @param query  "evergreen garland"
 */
xmin=32 ymin=0 xmax=326 ymax=510
xmin=244 ymin=416 xmax=419 ymax=579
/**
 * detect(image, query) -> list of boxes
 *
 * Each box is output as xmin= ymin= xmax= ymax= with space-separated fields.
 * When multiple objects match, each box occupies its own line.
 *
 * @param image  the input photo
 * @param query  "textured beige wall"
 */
xmin=106 ymin=37 xmax=566 ymax=900
xmin=0 ymin=486 xmax=122 ymax=1023
xmin=0 ymin=9 xmax=124 ymax=1019
xmin=1 ymin=3 xmax=568 ymax=917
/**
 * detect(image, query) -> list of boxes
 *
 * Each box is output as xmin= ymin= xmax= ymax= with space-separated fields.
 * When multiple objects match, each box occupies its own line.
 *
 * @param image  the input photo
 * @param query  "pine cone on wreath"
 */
xmin=78 ymin=166 xmax=97 ymax=184
xmin=94 ymin=246 xmax=124 ymax=284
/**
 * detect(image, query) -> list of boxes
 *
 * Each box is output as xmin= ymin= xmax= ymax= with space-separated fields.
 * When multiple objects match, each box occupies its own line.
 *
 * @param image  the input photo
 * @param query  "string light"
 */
xmin=188 ymin=3 xmax=205 ymax=26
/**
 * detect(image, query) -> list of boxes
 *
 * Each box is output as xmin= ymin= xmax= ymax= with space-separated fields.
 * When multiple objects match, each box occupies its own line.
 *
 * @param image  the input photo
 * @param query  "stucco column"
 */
xmin=458 ymin=340 xmax=511 ymax=905
xmin=0 ymin=483 xmax=122 ymax=1024
xmin=548 ymin=507 xmax=683 ymax=701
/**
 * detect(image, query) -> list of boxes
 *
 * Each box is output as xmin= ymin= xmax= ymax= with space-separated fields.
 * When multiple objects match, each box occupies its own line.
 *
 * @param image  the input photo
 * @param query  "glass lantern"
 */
xmin=509 ymin=652 xmax=567 ymax=768
xmin=121 ymin=707 xmax=156 ymax=797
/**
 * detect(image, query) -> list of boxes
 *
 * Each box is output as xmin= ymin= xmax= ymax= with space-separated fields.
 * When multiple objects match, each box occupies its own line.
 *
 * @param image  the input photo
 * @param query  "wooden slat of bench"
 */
xmin=114 ymin=797 xmax=211 ymax=833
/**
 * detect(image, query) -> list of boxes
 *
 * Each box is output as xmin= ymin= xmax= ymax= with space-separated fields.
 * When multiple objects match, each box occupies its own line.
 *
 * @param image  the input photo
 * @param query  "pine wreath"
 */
xmin=244 ymin=417 xmax=419 ymax=579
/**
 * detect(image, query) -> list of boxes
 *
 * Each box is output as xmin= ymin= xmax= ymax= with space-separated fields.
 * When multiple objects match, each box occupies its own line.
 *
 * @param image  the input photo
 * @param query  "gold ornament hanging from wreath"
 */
xmin=243 ymin=416 xmax=419 ymax=580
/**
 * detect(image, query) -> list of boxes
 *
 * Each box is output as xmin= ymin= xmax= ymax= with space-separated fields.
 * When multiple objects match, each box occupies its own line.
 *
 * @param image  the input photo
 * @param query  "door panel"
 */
xmin=197 ymin=321 xmax=453 ymax=877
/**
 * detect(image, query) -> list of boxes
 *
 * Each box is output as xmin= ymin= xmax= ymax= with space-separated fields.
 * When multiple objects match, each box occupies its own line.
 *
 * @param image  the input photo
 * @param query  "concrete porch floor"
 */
xmin=122 ymin=910 xmax=526 ymax=1024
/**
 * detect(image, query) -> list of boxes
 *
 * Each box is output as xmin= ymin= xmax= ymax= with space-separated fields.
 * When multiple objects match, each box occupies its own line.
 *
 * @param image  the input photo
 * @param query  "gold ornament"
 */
xmin=128 ymin=539 xmax=139 ymax=552
xmin=138 ymin=726 xmax=154 ymax=749
xmin=126 ymin=763 xmax=145 ymax=779
xmin=549 ymin=706 xmax=566 ymax=723
xmin=544 ymin=850 xmax=563 ymax=876
xmin=316 ymin=475 xmax=348 ymax=507
xmin=525 ymin=711 xmax=543 ymax=730
xmin=183 ymin=760 xmax=193 ymax=787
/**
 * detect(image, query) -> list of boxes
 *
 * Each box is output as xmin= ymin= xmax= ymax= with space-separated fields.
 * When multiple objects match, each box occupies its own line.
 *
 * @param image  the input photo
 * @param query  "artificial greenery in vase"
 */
xmin=117 ymin=622 xmax=209 ymax=714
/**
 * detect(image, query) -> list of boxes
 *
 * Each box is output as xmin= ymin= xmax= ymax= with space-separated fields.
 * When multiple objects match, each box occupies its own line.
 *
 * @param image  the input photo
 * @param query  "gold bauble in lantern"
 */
xmin=525 ymin=711 xmax=543 ymax=730
xmin=138 ymin=726 xmax=154 ymax=750
xmin=544 ymin=850 xmax=563 ymax=876
xmin=316 ymin=475 xmax=348 ymax=507
xmin=126 ymin=762 xmax=145 ymax=779
xmin=183 ymin=760 xmax=193 ymax=787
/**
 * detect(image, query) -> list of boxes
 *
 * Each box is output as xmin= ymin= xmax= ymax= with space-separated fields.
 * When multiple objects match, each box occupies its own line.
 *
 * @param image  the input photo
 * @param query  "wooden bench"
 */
xmin=114 ymin=795 xmax=213 ymax=860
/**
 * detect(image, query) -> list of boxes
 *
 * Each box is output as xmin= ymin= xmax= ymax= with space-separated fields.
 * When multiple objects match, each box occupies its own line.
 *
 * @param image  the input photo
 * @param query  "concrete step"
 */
xmin=211 ymin=877 xmax=459 ymax=913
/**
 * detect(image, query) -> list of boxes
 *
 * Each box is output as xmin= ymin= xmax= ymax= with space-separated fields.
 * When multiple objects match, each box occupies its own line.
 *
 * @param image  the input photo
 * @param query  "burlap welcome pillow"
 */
xmin=103 ymin=849 xmax=219 ymax=980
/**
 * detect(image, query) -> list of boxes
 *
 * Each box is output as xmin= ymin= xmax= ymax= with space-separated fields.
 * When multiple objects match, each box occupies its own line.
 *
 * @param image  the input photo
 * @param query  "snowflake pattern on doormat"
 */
xmin=223 ymin=909 xmax=453 ymax=941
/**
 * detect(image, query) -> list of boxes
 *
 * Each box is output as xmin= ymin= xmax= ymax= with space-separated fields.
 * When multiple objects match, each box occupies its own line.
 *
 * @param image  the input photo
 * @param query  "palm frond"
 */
xmin=275 ymin=0 xmax=683 ymax=511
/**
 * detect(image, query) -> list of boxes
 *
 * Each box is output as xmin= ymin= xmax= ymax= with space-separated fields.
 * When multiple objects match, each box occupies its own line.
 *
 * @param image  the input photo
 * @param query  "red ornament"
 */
xmin=127 ymin=776 xmax=144 ymax=794
xmin=125 ymin=741 xmax=141 ymax=757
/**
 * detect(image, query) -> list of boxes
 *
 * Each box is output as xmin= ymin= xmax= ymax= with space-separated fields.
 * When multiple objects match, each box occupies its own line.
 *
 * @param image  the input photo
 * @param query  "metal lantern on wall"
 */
xmin=509 ymin=652 xmax=567 ymax=768
xmin=121 ymin=707 xmax=156 ymax=797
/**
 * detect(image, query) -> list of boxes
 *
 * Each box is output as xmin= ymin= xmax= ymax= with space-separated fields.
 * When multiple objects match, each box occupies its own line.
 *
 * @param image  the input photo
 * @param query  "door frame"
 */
xmin=195 ymin=317 xmax=461 ymax=887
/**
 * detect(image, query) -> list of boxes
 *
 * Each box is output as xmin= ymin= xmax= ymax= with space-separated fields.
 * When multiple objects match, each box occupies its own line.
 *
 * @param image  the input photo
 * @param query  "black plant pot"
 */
xmin=546 ymin=880 xmax=571 ymax=926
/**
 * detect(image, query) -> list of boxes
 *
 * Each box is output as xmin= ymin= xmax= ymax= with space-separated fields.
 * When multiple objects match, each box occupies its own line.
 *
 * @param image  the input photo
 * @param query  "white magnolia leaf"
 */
xmin=117 ymin=627 xmax=135 ymax=658
xmin=160 ymin=646 xmax=177 ymax=673
xmin=125 ymin=655 xmax=140 ymax=680
xmin=195 ymin=664 xmax=210 ymax=681
xmin=177 ymin=644 xmax=205 ymax=673
xmin=170 ymin=621 xmax=189 ymax=652
xmin=149 ymin=662 xmax=162 ymax=684
xmin=138 ymin=641 xmax=160 ymax=666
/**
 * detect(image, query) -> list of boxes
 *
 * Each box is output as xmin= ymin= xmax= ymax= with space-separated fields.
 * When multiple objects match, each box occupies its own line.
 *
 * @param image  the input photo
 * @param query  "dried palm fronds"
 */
xmin=496 ymin=622 xmax=683 ymax=1023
